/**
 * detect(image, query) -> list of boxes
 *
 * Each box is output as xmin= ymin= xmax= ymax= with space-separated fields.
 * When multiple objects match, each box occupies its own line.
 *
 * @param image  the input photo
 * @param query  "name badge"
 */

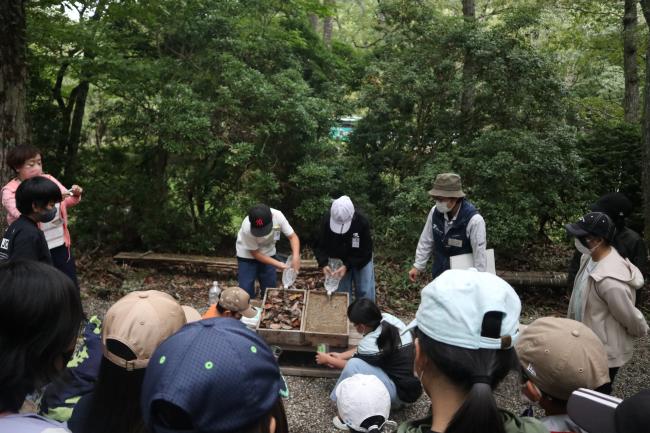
xmin=352 ymin=233 xmax=360 ymax=248
xmin=273 ymin=229 xmax=281 ymax=241
xmin=0 ymin=238 xmax=8 ymax=250
xmin=448 ymin=238 xmax=463 ymax=248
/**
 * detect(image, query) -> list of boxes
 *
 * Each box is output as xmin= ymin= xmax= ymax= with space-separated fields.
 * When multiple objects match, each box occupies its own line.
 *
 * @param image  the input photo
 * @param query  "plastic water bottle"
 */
xmin=282 ymin=255 xmax=297 ymax=288
xmin=324 ymin=258 xmax=343 ymax=294
xmin=208 ymin=281 xmax=221 ymax=305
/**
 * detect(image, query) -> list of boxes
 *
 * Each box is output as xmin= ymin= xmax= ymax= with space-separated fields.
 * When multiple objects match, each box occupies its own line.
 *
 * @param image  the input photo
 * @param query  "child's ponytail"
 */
xmin=376 ymin=320 xmax=401 ymax=353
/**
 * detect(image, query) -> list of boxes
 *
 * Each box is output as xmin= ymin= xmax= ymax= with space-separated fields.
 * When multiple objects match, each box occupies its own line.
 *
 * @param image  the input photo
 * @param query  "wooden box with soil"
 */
xmin=256 ymin=289 xmax=306 ymax=346
xmin=303 ymin=291 xmax=349 ymax=348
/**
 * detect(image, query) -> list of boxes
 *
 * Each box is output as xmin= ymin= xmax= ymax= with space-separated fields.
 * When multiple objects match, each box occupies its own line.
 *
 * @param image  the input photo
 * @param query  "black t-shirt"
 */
xmin=0 ymin=215 xmax=52 ymax=264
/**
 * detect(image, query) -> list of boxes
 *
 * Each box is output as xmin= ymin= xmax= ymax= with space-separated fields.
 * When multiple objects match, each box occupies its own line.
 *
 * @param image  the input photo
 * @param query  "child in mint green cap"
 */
xmin=399 ymin=269 xmax=546 ymax=433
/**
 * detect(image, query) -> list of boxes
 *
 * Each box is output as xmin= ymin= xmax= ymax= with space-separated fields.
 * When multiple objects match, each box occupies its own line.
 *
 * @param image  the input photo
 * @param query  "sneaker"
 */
xmin=332 ymin=416 xmax=350 ymax=431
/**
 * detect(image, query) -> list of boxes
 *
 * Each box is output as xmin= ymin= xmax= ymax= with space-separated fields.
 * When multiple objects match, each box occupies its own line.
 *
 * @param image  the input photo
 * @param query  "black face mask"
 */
xmin=37 ymin=207 xmax=57 ymax=223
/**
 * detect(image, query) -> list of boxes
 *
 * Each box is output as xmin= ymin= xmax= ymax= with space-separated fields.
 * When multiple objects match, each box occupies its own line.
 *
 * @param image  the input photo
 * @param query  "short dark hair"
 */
xmin=6 ymin=144 xmax=41 ymax=171
xmin=0 ymin=260 xmax=83 ymax=412
xmin=15 ymin=176 xmax=62 ymax=215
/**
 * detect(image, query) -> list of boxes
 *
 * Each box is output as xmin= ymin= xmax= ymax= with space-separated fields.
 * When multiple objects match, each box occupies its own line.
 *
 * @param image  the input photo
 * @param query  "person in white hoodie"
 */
xmin=566 ymin=212 xmax=648 ymax=389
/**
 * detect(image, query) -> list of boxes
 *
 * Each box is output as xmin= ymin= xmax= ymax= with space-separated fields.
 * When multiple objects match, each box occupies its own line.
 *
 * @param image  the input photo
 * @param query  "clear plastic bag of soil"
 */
xmin=282 ymin=255 xmax=297 ymax=288
xmin=324 ymin=258 xmax=343 ymax=295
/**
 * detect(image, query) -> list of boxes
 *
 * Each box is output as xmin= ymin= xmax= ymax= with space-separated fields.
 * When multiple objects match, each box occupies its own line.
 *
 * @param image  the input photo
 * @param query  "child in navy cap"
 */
xmin=141 ymin=318 xmax=289 ymax=433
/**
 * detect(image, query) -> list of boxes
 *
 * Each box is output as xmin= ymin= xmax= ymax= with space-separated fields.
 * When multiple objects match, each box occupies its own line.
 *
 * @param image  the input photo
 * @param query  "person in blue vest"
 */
xmin=408 ymin=173 xmax=486 ymax=281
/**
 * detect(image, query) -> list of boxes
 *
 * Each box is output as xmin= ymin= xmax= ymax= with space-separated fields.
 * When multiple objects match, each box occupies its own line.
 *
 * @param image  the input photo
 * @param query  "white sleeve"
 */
xmin=275 ymin=210 xmax=295 ymax=237
xmin=413 ymin=207 xmax=436 ymax=271
xmin=467 ymin=214 xmax=487 ymax=272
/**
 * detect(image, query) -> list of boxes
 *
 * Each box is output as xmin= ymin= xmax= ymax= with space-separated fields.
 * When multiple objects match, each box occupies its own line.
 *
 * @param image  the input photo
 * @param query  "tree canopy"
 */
xmin=1 ymin=0 xmax=646 ymax=263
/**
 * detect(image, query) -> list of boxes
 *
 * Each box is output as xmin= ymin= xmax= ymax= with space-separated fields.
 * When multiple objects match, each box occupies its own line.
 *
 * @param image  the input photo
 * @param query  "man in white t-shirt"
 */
xmin=236 ymin=203 xmax=301 ymax=297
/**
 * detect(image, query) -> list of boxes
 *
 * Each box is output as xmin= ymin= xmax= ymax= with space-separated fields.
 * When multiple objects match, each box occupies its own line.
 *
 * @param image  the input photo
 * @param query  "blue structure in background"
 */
xmin=330 ymin=115 xmax=362 ymax=141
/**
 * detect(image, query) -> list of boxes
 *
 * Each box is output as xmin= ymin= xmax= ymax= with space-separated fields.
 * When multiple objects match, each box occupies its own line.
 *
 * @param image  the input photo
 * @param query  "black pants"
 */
xmin=50 ymin=245 xmax=79 ymax=289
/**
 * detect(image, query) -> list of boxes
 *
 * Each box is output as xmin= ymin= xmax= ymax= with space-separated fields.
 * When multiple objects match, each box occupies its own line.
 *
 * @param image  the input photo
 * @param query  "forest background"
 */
xmin=2 ymin=0 xmax=650 ymax=276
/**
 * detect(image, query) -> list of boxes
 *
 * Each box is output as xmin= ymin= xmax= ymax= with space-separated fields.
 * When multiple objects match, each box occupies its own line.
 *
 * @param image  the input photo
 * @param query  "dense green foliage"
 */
xmin=22 ymin=0 xmax=645 ymax=265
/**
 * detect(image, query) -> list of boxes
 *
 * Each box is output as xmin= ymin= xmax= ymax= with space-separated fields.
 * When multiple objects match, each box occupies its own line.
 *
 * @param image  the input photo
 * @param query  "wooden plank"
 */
xmin=113 ymin=251 xmax=320 ymax=273
xmin=114 ymin=251 xmax=319 ymax=267
xmin=280 ymin=366 xmax=341 ymax=379
xmin=114 ymin=252 xmax=569 ymax=288
xmin=498 ymin=271 xmax=567 ymax=288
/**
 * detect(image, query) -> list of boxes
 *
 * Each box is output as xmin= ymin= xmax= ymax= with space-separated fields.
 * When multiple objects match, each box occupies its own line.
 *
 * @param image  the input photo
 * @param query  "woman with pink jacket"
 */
xmin=2 ymin=145 xmax=83 ymax=286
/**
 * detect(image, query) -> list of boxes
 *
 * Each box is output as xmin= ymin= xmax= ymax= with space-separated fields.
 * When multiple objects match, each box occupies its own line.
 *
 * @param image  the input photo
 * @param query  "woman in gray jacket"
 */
xmin=566 ymin=212 xmax=648 ymax=388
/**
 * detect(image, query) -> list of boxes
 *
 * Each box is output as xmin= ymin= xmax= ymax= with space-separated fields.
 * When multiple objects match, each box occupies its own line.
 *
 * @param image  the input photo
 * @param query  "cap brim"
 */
xmin=250 ymin=223 xmax=273 ymax=237
xmin=330 ymin=219 xmax=352 ymax=234
xmin=567 ymin=388 xmax=621 ymax=433
xmin=241 ymin=306 xmax=257 ymax=319
xmin=428 ymin=188 xmax=465 ymax=198
xmin=565 ymin=223 xmax=590 ymax=238
xmin=401 ymin=319 xmax=417 ymax=335
xmin=182 ymin=306 xmax=202 ymax=323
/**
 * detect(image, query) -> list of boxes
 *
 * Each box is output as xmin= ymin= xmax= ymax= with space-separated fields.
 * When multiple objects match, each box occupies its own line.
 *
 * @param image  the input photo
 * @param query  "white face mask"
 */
xmin=435 ymin=200 xmax=453 ymax=213
xmin=574 ymin=237 xmax=599 ymax=256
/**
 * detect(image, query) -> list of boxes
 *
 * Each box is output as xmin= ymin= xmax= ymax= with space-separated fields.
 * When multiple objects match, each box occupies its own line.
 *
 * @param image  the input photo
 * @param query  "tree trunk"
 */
xmin=309 ymin=14 xmax=319 ymax=32
xmin=460 ymin=0 xmax=476 ymax=142
xmin=0 ymin=0 xmax=29 ymax=191
xmin=641 ymin=0 xmax=650 ymax=241
xmin=64 ymin=80 xmax=89 ymax=181
xmin=623 ymin=0 xmax=640 ymax=123
xmin=323 ymin=0 xmax=335 ymax=47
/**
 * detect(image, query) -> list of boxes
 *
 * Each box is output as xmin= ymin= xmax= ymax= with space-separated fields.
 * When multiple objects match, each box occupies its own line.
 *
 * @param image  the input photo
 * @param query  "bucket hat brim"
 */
xmin=428 ymin=188 xmax=465 ymax=198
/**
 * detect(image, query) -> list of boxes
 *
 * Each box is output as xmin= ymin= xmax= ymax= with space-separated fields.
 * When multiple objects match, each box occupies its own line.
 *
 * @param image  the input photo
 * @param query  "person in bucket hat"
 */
xmin=235 ymin=203 xmax=301 ymax=298
xmin=408 ymin=173 xmax=487 ymax=282
xmin=565 ymin=212 xmax=648 ymax=389
xmin=398 ymin=269 xmax=546 ymax=433
xmin=141 ymin=318 xmax=289 ymax=433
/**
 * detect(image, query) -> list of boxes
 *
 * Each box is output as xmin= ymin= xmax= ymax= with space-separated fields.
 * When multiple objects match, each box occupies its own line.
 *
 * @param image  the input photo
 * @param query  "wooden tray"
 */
xmin=256 ymin=288 xmax=306 ymax=346
xmin=303 ymin=291 xmax=349 ymax=348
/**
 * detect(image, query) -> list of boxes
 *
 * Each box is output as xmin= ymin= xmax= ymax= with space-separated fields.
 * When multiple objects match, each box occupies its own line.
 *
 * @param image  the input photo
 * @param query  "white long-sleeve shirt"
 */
xmin=412 ymin=206 xmax=486 ymax=272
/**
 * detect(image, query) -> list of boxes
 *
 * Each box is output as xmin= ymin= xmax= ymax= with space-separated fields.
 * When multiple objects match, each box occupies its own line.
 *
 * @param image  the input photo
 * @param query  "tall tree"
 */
xmin=323 ymin=0 xmax=336 ymax=46
xmin=0 ymin=0 xmax=29 ymax=188
xmin=623 ymin=0 xmax=639 ymax=123
xmin=310 ymin=13 xmax=319 ymax=31
xmin=641 ymin=0 xmax=650 ymax=241
xmin=460 ymin=0 xmax=476 ymax=140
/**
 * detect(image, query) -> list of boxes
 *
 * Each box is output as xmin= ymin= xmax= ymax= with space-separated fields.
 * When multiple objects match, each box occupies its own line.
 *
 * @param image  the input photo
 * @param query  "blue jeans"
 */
xmin=237 ymin=256 xmax=277 ymax=299
xmin=337 ymin=259 xmax=375 ymax=302
xmin=330 ymin=358 xmax=402 ymax=408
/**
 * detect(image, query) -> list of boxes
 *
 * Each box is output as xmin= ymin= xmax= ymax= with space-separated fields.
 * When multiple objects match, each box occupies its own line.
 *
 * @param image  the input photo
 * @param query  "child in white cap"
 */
xmin=334 ymin=374 xmax=397 ymax=432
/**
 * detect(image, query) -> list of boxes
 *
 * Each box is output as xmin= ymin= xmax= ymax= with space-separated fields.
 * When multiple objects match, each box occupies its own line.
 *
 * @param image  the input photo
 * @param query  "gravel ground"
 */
xmin=78 ymin=263 xmax=650 ymax=433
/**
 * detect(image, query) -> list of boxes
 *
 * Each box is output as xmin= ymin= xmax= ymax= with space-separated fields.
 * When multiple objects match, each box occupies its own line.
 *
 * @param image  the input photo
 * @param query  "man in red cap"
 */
xmin=235 ymin=203 xmax=300 ymax=298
